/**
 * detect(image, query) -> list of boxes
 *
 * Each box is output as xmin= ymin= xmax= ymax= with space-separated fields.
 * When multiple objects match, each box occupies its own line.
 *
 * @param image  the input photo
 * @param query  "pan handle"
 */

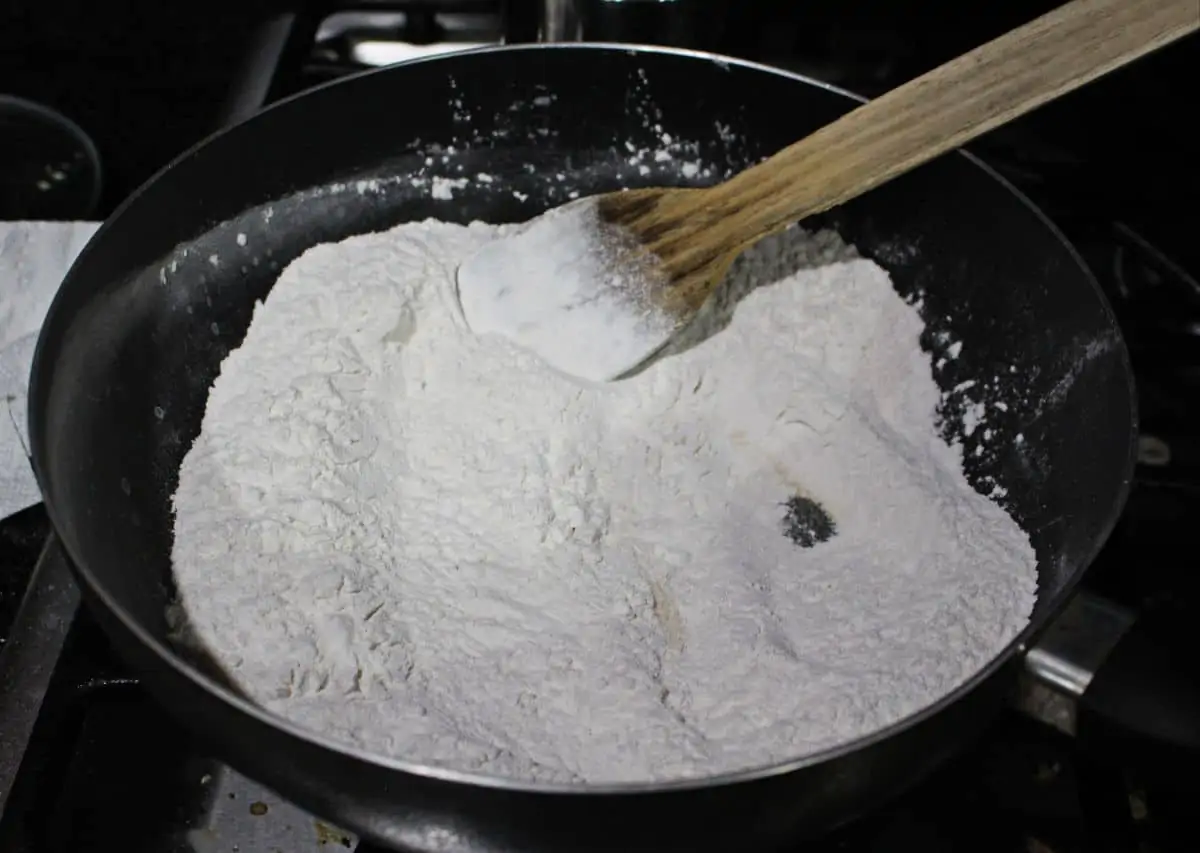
xmin=1018 ymin=592 xmax=1200 ymax=776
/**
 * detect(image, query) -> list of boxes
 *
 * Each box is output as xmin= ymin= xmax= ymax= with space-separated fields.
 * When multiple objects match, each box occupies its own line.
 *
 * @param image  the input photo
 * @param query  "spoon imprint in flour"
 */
xmin=455 ymin=0 xmax=1197 ymax=382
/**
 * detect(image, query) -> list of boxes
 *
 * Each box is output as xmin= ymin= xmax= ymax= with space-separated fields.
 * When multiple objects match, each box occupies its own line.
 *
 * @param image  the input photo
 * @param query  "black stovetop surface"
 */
xmin=2 ymin=3 xmax=1198 ymax=851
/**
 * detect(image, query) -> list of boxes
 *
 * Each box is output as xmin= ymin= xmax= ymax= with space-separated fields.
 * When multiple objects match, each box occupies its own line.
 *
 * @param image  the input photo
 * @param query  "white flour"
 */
xmin=456 ymin=198 xmax=676 ymax=383
xmin=169 ymin=220 xmax=1037 ymax=784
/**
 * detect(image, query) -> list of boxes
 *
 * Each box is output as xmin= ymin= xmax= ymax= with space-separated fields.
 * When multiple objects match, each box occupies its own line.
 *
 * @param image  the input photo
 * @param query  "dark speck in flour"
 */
xmin=781 ymin=494 xmax=836 ymax=548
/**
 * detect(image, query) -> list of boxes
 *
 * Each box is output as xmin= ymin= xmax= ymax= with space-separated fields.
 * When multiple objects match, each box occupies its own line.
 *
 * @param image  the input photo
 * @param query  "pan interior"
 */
xmin=33 ymin=46 xmax=1134 ymax=748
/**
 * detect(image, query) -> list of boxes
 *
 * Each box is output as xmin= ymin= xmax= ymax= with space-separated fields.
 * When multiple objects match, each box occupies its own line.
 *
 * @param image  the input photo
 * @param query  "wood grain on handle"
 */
xmin=705 ymin=0 xmax=1198 ymax=248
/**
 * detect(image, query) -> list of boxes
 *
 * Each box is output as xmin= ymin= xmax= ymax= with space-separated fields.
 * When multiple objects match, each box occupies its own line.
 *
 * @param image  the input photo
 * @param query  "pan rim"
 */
xmin=29 ymin=40 xmax=1140 ymax=796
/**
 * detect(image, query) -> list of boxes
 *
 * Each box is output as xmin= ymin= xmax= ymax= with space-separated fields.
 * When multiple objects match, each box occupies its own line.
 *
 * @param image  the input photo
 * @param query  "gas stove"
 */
xmin=1 ymin=4 xmax=1198 ymax=852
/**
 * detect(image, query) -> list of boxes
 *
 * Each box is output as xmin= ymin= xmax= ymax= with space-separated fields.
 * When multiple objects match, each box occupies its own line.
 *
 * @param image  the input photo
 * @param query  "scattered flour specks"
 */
xmin=168 ymin=220 xmax=1037 ymax=785
xmin=430 ymin=176 xmax=470 ymax=200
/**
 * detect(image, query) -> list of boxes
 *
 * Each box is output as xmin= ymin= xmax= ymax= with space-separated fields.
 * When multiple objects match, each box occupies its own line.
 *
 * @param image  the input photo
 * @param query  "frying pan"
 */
xmin=28 ymin=44 xmax=1142 ymax=851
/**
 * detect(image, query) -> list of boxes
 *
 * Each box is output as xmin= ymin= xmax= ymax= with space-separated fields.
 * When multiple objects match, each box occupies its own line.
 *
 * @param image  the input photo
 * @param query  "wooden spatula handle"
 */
xmin=707 ymin=0 xmax=1198 ymax=244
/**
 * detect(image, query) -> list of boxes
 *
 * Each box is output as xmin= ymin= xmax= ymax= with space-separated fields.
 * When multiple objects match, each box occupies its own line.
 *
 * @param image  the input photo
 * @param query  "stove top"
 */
xmin=1 ymin=4 xmax=1198 ymax=852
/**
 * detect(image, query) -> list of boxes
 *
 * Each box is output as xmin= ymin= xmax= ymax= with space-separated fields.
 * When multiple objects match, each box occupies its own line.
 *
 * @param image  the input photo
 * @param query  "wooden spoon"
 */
xmin=456 ymin=0 xmax=1198 ymax=383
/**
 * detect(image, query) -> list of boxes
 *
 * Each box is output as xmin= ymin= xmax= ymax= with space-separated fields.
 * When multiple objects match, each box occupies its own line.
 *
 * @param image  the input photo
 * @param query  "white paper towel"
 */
xmin=1 ymin=221 xmax=101 ymax=519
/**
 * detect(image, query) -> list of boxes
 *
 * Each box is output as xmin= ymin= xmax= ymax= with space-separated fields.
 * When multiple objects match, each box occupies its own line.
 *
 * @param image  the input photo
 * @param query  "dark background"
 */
xmin=1 ymin=0 xmax=1196 ymax=272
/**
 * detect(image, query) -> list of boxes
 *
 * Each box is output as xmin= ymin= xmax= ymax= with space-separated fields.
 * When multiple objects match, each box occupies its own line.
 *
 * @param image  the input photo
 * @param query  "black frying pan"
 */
xmin=28 ymin=45 xmax=1139 ymax=851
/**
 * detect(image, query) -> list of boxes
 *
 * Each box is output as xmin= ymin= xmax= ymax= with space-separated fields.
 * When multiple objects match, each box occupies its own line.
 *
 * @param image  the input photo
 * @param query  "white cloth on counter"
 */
xmin=0 ymin=221 xmax=100 ymax=518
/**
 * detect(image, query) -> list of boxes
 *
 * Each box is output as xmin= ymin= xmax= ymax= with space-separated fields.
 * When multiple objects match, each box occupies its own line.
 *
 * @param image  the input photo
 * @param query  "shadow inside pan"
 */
xmin=33 ymin=46 xmax=1133 ymax=675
